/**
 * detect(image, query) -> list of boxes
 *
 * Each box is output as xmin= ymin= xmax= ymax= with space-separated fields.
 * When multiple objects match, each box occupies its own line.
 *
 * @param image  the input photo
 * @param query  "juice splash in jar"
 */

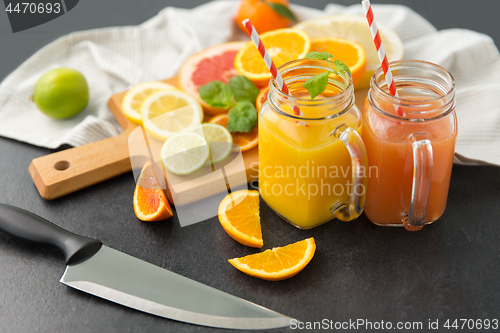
xmin=362 ymin=60 xmax=457 ymax=230
xmin=259 ymin=59 xmax=367 ymax=229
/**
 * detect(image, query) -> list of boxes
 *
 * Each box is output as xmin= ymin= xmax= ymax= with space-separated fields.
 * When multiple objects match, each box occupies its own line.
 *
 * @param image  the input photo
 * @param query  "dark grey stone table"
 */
xmin=1 ymin=1 xmax=499 ymax=332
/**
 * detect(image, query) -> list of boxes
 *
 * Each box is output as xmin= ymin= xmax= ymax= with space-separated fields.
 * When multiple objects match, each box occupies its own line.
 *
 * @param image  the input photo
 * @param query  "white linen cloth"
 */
xmin=0 ymin=1 xmax=499 ymax=165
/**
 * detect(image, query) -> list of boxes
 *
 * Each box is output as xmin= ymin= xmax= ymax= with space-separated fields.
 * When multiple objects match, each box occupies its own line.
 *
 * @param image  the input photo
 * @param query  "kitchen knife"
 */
xmin=0 ymin=203 xmax=293 ymax=330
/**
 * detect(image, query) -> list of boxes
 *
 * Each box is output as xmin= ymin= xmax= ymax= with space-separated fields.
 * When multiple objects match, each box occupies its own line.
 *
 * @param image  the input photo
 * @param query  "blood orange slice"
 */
xmin=179 ymin=42 xmax=246 ymax=116
xmin=133 ymin=161 xmax=173 ymax=222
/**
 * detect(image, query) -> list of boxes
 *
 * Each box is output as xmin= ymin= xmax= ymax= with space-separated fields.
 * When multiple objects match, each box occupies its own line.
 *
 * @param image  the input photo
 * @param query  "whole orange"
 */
xmin=236 ymin=0 xmax=292 ymax=34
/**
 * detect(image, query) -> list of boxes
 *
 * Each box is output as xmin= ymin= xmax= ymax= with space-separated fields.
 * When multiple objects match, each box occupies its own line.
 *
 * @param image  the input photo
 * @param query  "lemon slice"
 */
xmin=294 ymin=15 xmax=404 ymax=88
xmin=141 ymin=90 xmax=204 ymax=141
xmin=160 ymin=132 xmax=209 ymax=175
xmin=190 ymin=124 xmax=233 ymax=164
xmin=121 ymin=81 xmax=177 ymax=124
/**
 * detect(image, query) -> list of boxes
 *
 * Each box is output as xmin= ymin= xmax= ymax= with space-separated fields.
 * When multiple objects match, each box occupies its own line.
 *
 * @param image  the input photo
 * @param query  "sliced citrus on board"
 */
xmin=218 ymin=190 xmax=263 ymax=248
xmin=141 ymin=90 xmax=204 ymax=141
xmin=294 ymin=15 xmax=403 ymax=89
xmin=190 ymin=123 xmax=233 ymax=164
xmin=209 ymin=114 xmax=258 ymax=152
xmin=179 ymin=42 xmax=247 ymax=115
xmin=256 ymin=86 xmax=269 ymax=112
xmin=310 ymin=37 xmax=366 ymax=86
xmin=133 ymin=161 xmax=173 ymax=222
xmin=160 ymin=132 xmax=209 ymax=175
xmin=234 ymin=28 xmax=312 ymax=87
xmin=228 ymin=237 xmax=316 ymax=281
xmin=121 ymin=81 xmax=177 ymax=124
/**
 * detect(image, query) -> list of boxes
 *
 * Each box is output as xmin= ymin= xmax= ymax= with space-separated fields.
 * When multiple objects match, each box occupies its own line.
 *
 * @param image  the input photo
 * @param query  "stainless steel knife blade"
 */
xmin=60 ymin=246 xmax=292 ymax=330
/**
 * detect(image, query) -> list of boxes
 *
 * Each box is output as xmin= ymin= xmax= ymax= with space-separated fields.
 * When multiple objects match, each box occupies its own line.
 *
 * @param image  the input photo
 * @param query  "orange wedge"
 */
xmin=234 ymin=28 xmax=311 ymax=87
xmin=256 ymin=86 xmax=269 ymax=112
xmin=218 ymin=190 xmax=262 ymax=248
xmin=133 ymin=161 xmax=173 ymax=222
xmin=310 ymin=37 xmax=367 ymax=87
xmin=209 ymin=114 xmax=258 ymax=152
xmin=228 ymin=238 xmax=316 ymax=281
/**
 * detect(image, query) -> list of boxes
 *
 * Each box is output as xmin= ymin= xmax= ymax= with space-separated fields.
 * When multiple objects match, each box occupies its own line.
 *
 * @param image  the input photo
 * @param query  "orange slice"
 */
xmin=228 ymin=238 xmax=316 ymax=281
xmin=294 ymin=15 xmax=404 ymax=89
xmin=218 ymin=190 xmax=262 ymax=248
xmin=208 ymin=114 xmax=258 ymax=152
xmin=234 ymin=28 xmax=311 ymax=87
xmin=310 ymin=37 xmax=366 ymax=87
xmin=256 ymin=86 xmax=269 ymax=112
xmin=133 ymin=161 xmax=173 ymax=222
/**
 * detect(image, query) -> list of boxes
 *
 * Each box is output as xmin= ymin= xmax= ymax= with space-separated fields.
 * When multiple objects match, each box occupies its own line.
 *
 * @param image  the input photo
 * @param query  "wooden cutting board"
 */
xmin=28 ymin=76 xmax=259 ymax=202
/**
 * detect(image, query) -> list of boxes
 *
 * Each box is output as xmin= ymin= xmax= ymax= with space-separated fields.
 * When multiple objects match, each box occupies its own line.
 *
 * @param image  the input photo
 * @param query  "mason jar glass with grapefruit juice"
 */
xmin=362 ymin=60 xmax=457 ymax=231
xmin=259 ymin=59 xmax=368 ymax=229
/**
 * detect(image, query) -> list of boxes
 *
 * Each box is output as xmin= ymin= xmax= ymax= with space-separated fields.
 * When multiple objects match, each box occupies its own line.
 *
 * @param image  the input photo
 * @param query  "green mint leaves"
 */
xmin=199 ymin=81 xmax=234 ymax=109
xmin=199 ymin=76 xmax=259 ymax=133
xmin=302 ymin=51 xmax=351 ymax=99
xmin=263 ymin=1 xmax=298 ymax=22
xmin=200 ymin=75 xmax=259 ymax=108
xmin=228 ymin=101 xmax=258 ymax=133
xmin=228 ymin=76 xmax=260 ymax=105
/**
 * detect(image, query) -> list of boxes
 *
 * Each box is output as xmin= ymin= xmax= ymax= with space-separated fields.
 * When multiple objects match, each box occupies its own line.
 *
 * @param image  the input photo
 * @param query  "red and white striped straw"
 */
xmin=241 ymin=18 xmax=304 ymax=120
xmin=362 ymin=0 xmax=399 ymax=98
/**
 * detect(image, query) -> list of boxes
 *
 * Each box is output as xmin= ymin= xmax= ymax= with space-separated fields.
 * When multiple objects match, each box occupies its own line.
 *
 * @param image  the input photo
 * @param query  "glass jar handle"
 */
xmin=405 ymin=133 xmax=433 ymax=231
xmin=331 ymin=124 xmax=368 ymax=221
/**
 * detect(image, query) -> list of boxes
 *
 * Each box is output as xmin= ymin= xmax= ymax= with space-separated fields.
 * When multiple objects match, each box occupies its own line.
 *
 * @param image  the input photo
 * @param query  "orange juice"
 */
xmin=258 ymin=59 xmax=367 ymax=229
xmin=362 ymin=60 xmax=457 ymax=229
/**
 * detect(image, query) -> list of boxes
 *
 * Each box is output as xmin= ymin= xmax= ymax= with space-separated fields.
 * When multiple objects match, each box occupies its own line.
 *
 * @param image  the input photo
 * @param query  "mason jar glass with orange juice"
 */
xmin=259 ymin=59 xmax=368 ymax=229
xmin=362 ymin=60 xmax=457 ymax=231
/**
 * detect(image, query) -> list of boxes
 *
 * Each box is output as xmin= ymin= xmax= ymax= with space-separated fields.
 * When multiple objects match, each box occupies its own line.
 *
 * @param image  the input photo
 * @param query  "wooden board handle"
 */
xmin=29 ymin=130 xmax=132 ymax=200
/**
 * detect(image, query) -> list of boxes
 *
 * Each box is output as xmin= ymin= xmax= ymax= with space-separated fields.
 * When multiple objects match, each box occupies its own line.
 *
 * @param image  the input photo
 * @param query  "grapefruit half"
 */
xmin=179 ymin=42 xmax=246 ymax=116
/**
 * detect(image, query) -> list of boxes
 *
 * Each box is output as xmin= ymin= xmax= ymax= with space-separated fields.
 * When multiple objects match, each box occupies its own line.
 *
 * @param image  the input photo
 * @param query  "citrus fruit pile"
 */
xmin=218 ymin=190 xmax=316 ymax=281
xmin=294 ymin=15 xmax=404 ymax=88
xmin=234 ymin=27 xmax=369 ymax=88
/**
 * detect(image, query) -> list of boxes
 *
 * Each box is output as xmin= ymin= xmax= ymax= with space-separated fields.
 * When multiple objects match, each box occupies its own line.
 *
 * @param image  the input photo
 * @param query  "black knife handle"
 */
xmin=0 ymin=203 xmax=102 ymax=265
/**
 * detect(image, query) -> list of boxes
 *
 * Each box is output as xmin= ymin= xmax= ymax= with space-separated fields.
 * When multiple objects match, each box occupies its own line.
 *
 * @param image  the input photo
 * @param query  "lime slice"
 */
xmin=160 ymin=132 xmax=209 ymax=175
xmin=141 ymin=90 xmax=204 ymax=141
xmin=121 ymin=81 xmax=177 ymax=125
xmin=190 ymin=123 xmax=233 ymax=164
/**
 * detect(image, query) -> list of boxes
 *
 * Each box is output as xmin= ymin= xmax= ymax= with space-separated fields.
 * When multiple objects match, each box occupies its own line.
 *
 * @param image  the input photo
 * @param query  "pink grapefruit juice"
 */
xmin=362 ymin=95 xmax=457 ymax=226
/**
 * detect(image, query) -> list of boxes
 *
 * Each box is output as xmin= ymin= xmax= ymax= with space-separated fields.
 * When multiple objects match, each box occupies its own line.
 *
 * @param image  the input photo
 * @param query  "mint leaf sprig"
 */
xmin=199 ymin=75 xmax=259 ymax=109
xmin=227 ymin=101 xmax=257 ymax=133
xmin=198 ymin=75 xmax=259 ymax=133
xmin=302 ymin=51 xmax=351 ymax=99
